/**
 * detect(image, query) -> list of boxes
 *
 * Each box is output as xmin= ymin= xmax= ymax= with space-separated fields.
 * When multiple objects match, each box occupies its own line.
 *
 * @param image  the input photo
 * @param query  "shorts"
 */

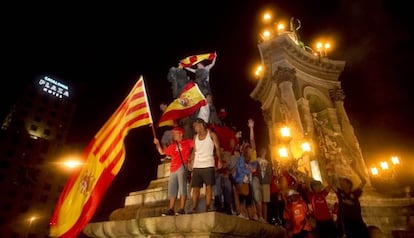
xmin=262 ymin=184 xmax=270 ymax=202
xmin=191 ymin=167 xmax=215 ymax=188
xmin=168 ymin=165 xmax=187 ymax=198
xmin=251 ymin=176 xmax=263 ymax=203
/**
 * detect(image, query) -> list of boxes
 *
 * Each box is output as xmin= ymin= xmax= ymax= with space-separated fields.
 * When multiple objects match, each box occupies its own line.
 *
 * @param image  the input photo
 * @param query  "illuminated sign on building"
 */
xmin=38 ymin=76 xmax=70 ymax=98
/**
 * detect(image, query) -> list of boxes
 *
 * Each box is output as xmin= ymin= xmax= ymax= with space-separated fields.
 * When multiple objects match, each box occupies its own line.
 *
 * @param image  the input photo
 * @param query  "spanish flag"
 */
xmin=49 ymin=76 xmax=153 ymax=237
xmin=179 ymin=52 xmax=217 ymax=68
xmin=158 ymin=82 xmax=206 ymax=127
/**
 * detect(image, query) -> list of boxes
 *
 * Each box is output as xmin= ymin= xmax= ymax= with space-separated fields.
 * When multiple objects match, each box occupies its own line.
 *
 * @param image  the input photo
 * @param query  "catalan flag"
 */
xmin=49 ymin=76 xmax=153 ymax=237
xmin=158 ymin=82 xmax=206 ymax=127
xmin=179 ymin=52 xmax=216 ymax=68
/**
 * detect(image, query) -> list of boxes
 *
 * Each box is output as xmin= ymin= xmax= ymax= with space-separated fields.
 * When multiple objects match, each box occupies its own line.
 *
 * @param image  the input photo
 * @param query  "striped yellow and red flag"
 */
xmin=158 ymin=82 xmax=206 ymax=127
xmin=178 ymin=52 xmax=216 ymax=68
xmin=49 ymin=76 xmax=153 ymax=237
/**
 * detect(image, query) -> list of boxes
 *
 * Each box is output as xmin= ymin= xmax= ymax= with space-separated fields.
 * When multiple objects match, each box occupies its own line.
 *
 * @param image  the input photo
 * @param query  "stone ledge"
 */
xmin=85 ymin=212 xmax=288 ymax=238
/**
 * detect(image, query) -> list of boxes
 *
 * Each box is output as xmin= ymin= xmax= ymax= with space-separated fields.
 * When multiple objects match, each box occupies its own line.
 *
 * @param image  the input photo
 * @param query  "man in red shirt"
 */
xmin=154 ymin=127 xmax=194 ymax=215
xmin=283 ymin=189 xmax=313 ymax=238
xmin=307 ymin=180 xmax=338 ymax=238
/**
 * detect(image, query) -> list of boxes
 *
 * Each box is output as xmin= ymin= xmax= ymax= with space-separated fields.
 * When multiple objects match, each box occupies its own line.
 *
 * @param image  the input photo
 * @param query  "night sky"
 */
xmin=3 ymin=1 xmax=413 ymax=224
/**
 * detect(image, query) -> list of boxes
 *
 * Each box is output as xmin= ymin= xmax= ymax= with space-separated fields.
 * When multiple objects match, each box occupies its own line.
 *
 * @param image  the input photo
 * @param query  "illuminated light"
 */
xmin=371 ymin=167 xmax=379 ymax=176
xmin=380 ymin=161 xmax=389 ymax=170
xmin=391 ymin=156 xmax=400 ymax=165
xmin=301 ymin=142 xmax=311 ymax=153
xmin=255 ymin=65 xmax=263 ymax=76
xmin=263 ymin=12 xmax=272 ymax=22
xmin=38 ymin=76 xmax=70 ymax=98
xmin=316 ymin=42 xmax=323 ymax=50
xmin=63 ymin=160 xmax=82 ymax=168
xmin=278 ymin=147 xmax=289 ymax=158
xmin=280 ymin=126 xmax=291 ymax=138
xmin=315 ymin=41 xmax=332 ymax=57
xmin=261 ymin=30 xmax=272 ymax=40
xmin=277 ymin=23 xmax=285 ymax=31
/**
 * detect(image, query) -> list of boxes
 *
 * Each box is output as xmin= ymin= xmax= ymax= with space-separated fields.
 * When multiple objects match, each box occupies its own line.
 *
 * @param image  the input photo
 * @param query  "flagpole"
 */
xmin=140 ymin=75 xmax=157 ymax=138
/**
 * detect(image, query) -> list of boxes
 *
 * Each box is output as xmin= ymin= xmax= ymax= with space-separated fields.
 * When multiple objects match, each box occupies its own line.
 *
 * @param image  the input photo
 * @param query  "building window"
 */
xmin=30 ymin=124 xmax=38 ymax=131
xmin=44 ymin=129 xmax=51 ymax=136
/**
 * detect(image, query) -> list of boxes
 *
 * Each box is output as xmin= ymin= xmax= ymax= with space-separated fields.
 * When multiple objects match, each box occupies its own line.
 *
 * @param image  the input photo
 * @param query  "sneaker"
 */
xmin=175 ymin=208 xmax=185 ymax=215
xmin=161 ymin=209 xmax=175 ymax=216
xmin=258 ymin=217 xmax=267 ymax=223
xmin=237 ymin=213 xmax=249 ymax=220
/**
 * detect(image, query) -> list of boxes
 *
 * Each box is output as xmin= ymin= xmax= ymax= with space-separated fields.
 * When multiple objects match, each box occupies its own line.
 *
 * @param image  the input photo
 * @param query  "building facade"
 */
xmin=0 ymin=76 xmax=76 ymax=237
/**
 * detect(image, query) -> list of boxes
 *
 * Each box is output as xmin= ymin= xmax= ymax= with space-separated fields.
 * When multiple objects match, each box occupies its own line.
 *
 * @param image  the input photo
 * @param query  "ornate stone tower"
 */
xmin=250 ymin=31 xmax=371 ymax=188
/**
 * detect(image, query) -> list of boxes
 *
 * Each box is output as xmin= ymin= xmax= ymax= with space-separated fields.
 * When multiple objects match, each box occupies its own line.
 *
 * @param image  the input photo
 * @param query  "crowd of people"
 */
xmin=153 ymin=53 xmax=376 ymax=238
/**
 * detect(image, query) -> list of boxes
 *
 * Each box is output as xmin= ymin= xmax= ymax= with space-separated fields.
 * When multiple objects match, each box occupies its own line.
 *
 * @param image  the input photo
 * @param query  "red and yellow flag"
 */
xmin=158 ymin=82 xmax=206 ymax=127
xmin=178 ymin=52 xmax=216 ymax=68
xmin=49 ymin=76 xmax=153 ymax=237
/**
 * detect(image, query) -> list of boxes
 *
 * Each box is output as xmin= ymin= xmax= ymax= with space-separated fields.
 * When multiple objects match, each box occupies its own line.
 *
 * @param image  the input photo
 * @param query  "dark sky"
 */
xmin=3 ymin=1 xmax=414 ymax=223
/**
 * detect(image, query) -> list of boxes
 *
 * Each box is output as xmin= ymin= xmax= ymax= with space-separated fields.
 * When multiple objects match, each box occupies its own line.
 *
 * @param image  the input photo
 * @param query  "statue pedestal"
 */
xmin=83 ymin=162 xmax=288 ymax=237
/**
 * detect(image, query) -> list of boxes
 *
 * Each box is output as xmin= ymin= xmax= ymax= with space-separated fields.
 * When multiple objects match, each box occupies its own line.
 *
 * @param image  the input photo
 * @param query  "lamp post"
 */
xmin=275 ymin=125 xmax=318 ymax=181
xmin=26 ymin=216 xmax=36 ymax=238
xmin=316 ymin=42 xmax=331 ymax=57
xmin=369 ymin=155 xmax=402 ymax=194
xmin=370 ymin=155 xmax=400 ymax=179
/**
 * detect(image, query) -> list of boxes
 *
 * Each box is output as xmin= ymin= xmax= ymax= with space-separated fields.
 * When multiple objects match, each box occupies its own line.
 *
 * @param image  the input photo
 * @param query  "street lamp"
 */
xmin=316 ymin=41 xmax=331 ymax=57
xmin=275 ymin=125 xmax=319 ymax=180
xmin=26 ymin=216 xmax=37 ymax=238
xmin=369 ymin=155 xmax=403 ymax=194
xmin=370 ymin=155 xmax=401 ymax=179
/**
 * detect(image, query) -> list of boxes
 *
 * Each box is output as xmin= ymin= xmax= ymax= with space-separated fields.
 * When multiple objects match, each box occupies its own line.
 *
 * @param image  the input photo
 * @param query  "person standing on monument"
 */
xmin=189 ymin=117 xmax=222 ymax=213
xmin=184 ymin=53 xmax=220 ymax=125
xmin=333 ymin=176 xmax=369 ymax=238
xmin=153 ymin=127 xmax=194 ymax=216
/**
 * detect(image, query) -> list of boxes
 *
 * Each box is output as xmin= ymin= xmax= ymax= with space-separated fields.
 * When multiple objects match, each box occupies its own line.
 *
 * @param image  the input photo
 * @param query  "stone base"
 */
xmin=326 ymin=188 xmax=414 ymax=237
xmin=84 ymin=212 xmax=288 ymax=238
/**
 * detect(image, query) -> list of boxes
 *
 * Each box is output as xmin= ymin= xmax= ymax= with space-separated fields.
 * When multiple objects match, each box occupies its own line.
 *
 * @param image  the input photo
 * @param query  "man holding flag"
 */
xmin=49 ymin=76 xmax=153 ymax=237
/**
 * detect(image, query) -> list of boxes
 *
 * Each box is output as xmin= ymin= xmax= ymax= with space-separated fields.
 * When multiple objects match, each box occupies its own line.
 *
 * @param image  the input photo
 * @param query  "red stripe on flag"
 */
xmin=99 ymin=112 xmax=150 ymax=163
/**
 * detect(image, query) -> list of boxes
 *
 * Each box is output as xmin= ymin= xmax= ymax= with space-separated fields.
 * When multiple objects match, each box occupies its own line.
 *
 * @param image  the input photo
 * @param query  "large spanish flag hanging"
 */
xmin=158 ymin=82 xmax=206 ymax=127
xmin=178 ymin=52 xmax=216 ymax=68
xmin=49 ymin=76 xmax=153 ymax=237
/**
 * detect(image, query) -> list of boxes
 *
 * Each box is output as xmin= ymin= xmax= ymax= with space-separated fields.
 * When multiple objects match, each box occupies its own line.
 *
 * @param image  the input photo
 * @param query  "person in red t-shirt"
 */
xmin=154 ymin=127 xmax=194 ymax=216
xmin=306 ymin=180 xmax=338 ymax=238
xmin=283 ymin=189 xmax=313 ymax=238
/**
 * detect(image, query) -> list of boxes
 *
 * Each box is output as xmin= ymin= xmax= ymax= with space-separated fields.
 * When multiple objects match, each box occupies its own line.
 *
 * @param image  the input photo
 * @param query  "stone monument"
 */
xmin=250 ymin=30 xmax=414 ymax=237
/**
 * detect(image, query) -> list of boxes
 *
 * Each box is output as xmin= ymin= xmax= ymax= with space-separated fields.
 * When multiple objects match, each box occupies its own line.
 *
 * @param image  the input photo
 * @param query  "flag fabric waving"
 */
xmin=158 ymin=82 xmax=207 ymax=127
xmin=178 ymin=52 xmax=216 ymax=68
xmin=49 ymin=76 xmax=153 ymax=237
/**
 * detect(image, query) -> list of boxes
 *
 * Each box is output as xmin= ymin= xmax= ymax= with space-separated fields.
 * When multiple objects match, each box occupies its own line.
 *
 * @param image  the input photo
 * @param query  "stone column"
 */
xmin=329 ymin=87 xmax=371 ymax=186
xmin=273 ymin=66 xmax=304 ymax=137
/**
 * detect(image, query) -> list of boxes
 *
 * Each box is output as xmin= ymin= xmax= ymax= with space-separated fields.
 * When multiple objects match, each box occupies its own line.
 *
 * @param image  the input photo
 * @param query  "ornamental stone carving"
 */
xmin=272 ymin=66 xmax=296 ymax=84
xmin=329 ymin=87 xmax=345 ymax=101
